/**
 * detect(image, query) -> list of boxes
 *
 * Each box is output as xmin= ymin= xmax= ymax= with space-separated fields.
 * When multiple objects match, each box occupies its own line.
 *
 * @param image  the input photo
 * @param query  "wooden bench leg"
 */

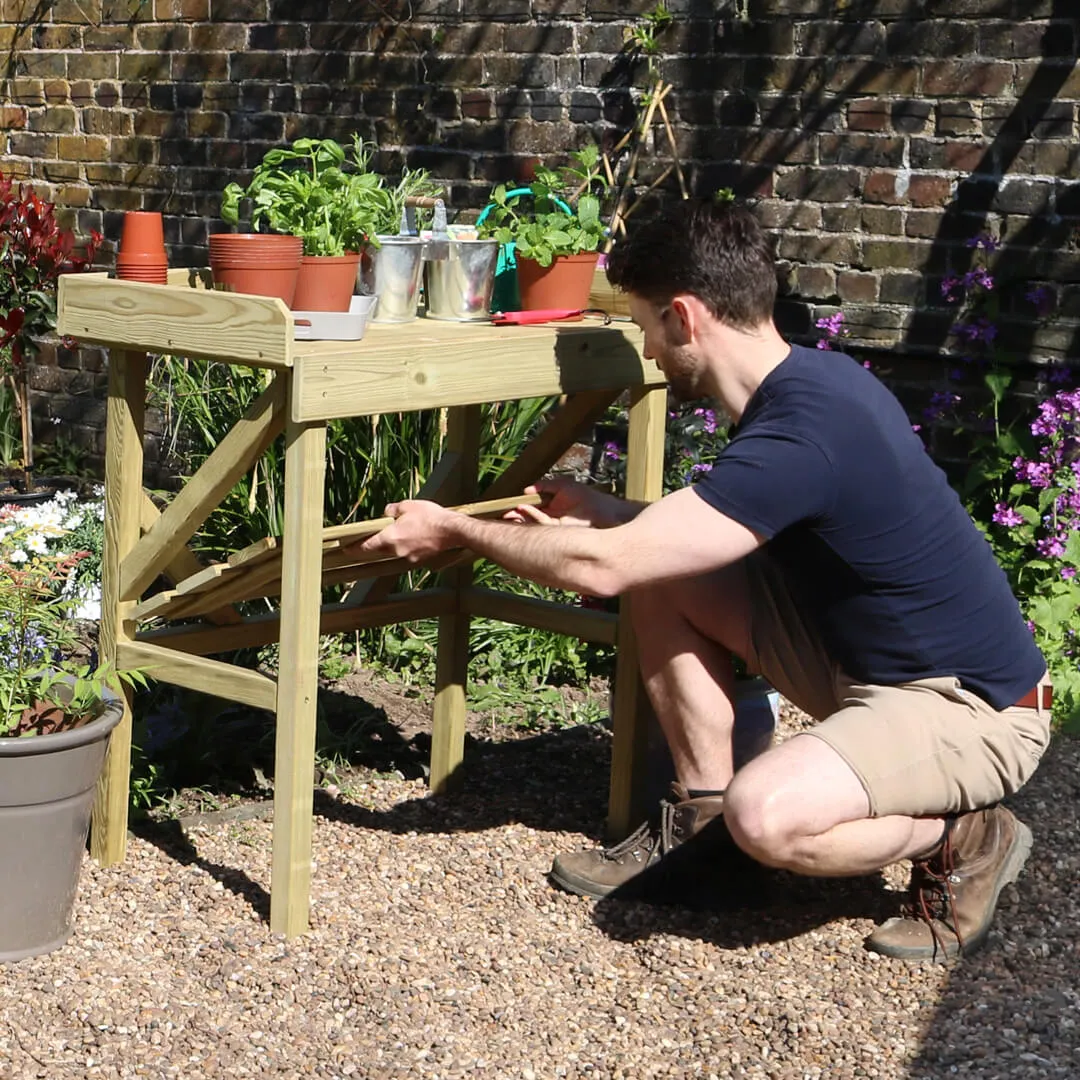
xmin=92 ymin=348 xmax=146 ymax=866
xmin=270 ymin=417 xmax=327 ymax=937
xmin=430 ymin=405 xmax=481 ymax=794
xmin=607 ymin=384 xmax=667 ymax=839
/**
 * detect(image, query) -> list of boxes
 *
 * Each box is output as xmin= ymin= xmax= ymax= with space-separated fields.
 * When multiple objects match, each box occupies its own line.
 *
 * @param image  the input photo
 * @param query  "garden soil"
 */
xmin=0 ymin=669 xmax=1076 ymax=1079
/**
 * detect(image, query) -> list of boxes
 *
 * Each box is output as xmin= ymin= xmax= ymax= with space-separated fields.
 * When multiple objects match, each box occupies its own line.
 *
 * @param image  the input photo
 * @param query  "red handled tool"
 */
xmin=491 ymin=308 xmax=626 ymax=326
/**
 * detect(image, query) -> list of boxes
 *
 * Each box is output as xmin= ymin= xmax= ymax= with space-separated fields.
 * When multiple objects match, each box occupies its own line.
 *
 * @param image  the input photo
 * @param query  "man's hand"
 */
xmin=504 ymin=477 xmax=634 ymax=529
xmin=352 ymin=500 xmax=462 ymax=563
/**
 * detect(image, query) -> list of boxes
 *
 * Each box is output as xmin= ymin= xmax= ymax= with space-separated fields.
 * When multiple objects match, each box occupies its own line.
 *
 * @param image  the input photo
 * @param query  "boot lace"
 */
xmin=600 ymin=799 xmax=679 ymax=864
xmin=904 ymin=822 xmax=964 ymax=958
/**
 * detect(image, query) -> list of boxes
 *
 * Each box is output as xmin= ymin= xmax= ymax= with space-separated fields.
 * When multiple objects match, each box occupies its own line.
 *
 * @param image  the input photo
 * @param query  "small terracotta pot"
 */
xmin=120 ymin=211 xmax=165 ymax=257
xmin=116 ymin=270 xmax=167 ymax=284
xmin=292 ymin=253 xmax=362 ymax=312
xmin=209 ymin=234 xmax=303 ymax=306
xmin=515 ymin=252 xmax=600 ymax=312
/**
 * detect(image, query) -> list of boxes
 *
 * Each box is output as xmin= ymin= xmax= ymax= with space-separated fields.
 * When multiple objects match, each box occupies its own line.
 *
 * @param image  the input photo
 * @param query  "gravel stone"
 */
xmin=0 ymin=708 xmax=1077 ymax=1079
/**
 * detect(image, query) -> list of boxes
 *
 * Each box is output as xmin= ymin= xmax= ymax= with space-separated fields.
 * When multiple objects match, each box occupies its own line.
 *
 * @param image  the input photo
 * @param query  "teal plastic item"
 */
xmin=476 ymin=187 xmax=574 ymax=313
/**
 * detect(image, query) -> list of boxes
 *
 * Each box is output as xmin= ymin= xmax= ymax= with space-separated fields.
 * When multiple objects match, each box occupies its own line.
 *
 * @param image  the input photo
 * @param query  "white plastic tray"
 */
xmin=293 ymin=295 xmax=377 ymax=340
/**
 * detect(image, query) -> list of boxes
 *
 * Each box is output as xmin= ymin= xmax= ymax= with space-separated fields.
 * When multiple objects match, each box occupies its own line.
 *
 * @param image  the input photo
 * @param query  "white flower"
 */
xmin=8 ymin=549 xmax=27 ymax=563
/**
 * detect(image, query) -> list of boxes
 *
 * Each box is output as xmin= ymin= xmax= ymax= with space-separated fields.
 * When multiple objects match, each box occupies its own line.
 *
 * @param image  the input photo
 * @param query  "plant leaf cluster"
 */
xmin=478 ymin=145 xmax=610 ymax=268
xmin=221 ymin=137 xmax=441 ymax=257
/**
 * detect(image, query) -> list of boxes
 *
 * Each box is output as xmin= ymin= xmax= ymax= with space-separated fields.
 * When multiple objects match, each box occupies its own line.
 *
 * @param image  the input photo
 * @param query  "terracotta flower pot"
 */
xmin=209 ymin=234 xmax=303 ymax=306
xmin=119 ymin=211 xmax=165 ymax=257
xmin=515 ymin=252 xmax=600 ymax=312
xmin=292 ymin=253 xmax=362 ymax=312
xmin=116 ymin=250 xmax=168 ymax=284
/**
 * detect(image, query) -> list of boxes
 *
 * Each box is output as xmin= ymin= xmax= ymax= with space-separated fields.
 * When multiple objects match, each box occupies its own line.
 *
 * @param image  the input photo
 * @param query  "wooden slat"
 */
xmin=291 ymin=322 xmax=657 ymax=422
xmin=270 ymin=419 xmax=328 ymax=938
xmin=139 ymin=492 xmax=242 ymax=625
xmin=92 ymin=349 xmax=146 ymax=866
xmin=462 ymin=586 xmax=617 ymax=645
xmin=340 ymin=446 xmax=462 ymax=608
xmin=117 ymin=641 xmax=277 ymax=711
xmin=482 ymin=389 xmax=620 ymax=501
xmin=430 ymin=404 xmax=481 ymax=794
xmin=587 ymin=267 xmax=632 ymax=318
xmin=57 ymin=272 xmax=293 ymax=368
xmin=136 ymin=589 xmax=456 ymax=656
xmin=607 ymin=384 xmax=668 ymax=840
xmin=120 ymin=376 xmax=287 ymax=601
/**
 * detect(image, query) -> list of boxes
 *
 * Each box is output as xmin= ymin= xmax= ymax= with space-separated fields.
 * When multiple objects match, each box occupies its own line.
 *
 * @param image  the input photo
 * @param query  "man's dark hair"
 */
xmin=605 ymin=197 xmax=778 ymax=330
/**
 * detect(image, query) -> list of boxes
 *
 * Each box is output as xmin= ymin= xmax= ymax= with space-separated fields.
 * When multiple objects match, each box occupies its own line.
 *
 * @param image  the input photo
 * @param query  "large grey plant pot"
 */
xmin=0 ymin=690 xmax=123 ymax=963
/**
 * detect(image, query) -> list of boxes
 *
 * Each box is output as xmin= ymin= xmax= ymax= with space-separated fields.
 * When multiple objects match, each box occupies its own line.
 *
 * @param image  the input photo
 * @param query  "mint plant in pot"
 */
xmin=0 ymin=534 xmax=142 ymax=961
xmin=478 ymin=144 xmax=609 ymax=312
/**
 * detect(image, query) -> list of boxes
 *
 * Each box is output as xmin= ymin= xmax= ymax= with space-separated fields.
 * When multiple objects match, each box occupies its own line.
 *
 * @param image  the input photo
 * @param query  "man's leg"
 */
xmin=723 ymin=732 xmax=946 ymax=875
xmin=724 ymin=679 xmax=1048 ymax=960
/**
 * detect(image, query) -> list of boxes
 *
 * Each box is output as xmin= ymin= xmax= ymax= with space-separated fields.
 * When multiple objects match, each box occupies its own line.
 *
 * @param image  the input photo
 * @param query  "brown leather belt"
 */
xmin=1014 ymin=683 xmax=1052 ymax=710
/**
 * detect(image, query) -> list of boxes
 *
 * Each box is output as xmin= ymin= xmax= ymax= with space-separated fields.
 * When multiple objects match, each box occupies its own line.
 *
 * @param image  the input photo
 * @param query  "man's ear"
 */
xmin=668 ymin=295 xmax=697 ymax=344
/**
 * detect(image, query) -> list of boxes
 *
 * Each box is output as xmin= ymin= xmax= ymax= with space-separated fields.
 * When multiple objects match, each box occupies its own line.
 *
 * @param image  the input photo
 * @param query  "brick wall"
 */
xmin=1 ymin=0 xmax=1078 ymax=469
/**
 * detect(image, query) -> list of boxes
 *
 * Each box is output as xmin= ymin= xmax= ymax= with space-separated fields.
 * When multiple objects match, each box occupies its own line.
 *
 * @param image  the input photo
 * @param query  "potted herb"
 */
xmin=0 ymin=172 xmax=101 ymax=497
xmin=221 ymin=137 xmax=439 ymax=312
xmin=0 ymin=528 xmax=143 ymax=961
xmin=477 ymin=144 xmax=609 ymax=311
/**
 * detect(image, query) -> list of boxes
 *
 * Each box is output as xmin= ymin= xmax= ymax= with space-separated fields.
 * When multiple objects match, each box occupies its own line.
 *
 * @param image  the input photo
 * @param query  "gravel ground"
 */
xmin=1 ymin=706 xmax=1078 ymax=1080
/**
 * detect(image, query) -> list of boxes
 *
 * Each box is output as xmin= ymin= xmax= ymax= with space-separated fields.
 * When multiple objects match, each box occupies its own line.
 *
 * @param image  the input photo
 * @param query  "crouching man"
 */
xmin=354 ymin=197 xmax=1050 ymax=960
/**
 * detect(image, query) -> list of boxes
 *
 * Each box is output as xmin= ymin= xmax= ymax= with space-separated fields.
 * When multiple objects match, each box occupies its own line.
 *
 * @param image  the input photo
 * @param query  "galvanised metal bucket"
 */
xmin=358 ymin=236 xmax=426 ymax=323
xmin=424 ymin=238 xmax=500 ymax=322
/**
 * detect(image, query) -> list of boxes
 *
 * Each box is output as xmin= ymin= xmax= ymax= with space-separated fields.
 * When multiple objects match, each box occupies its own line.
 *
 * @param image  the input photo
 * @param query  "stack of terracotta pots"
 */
xmin=208 ymin=234 xmax=304 ymax=307
xmin=116 ymin=211 xmax=168 ymax=284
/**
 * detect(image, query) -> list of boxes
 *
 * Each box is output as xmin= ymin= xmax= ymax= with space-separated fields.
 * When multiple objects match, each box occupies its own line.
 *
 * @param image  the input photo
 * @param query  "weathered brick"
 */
xmin=290 ymin=53 xmax=351 ymax=82
xmin=42 ymin=160 xmax=79 ymax=182
xmin=32 ymin=24 xmax=81 ymax=49
xmin=775 ymin=166 xmax=861 ymax=202
xmin=754 ymin=199 xmax=821 ymax=231
xmin=819 ymin=133 xmax=904 ymax=168
xmin=847 ymin=99 xmax=890 ymax=132
xmin=425 ymin=57 xmax=485 ymax=88
xmin=134 ymin=111 xmax=186 ymax=138
xmin=209 ymin=0 xmax=268 ymax=18
xmin=192 ymin=23 xmax=248 ymax=49
xmin=8 ymin=78 xmax=45 ymax=104
xmin=461 ymin=91 xmax=492 ymax=120
xmin=19 ymin=52 xmax=67 ymax=78
xmin=154 ymin=0 xmax=210 ymax=17
xmin=0 ymin=105 xmax=28 ymax=129
xmin=119 ymin=52 xmax=171 ymax=80
xmin=795 ymin=19 xmax=884 ymax=56
xmin=890 ymin=99 xmax=933 ymax=134
xmin=778 ymin=234 xmax=859 ymax=265
xmin=503 ymin=24 xmax=573 ymax=52
xmin=741 ymin=130 xmax=815 ymax=164
xmin=83 ymin=107 xmax=133 ymax=135
xmin=485 ymin=55 xmax=557 ymax=89
xmin=188 ymin=111 xmax=228 ymax=138
xmin=350 ymin=54 xmax=419 ymax=87
xmin=229 ymin=51 xmax=289 ymax=81
xmin=978 ymin=20 xmax=1071 ymax=58
xmin=905 ymin=209 xmax=944 ymax=239
xmin=909 ymin=138 xmax=988 ymax=173
xmin=935 ymin=100 xmax=980 ymax=137
xmin=821 ymin=206 xmax=860 ymax=232
xmin=94 ymin=82 xmax=121 ymax=108
xmin=110 ymin=136 xmax=159 ymax=164
xmin=75 ymin=53 xmax=119 ymax=79
xmin=861 ymin=206 xmax=903 ymax=235
xmin=909 ymin=175 xmax=952 ymax=207
xmin=248 ymin=22 xmax=306 ymax=49
xmin=792 ymin=265 xmax=837 ymax=300
xmin=837 ymin=271 xmax=878 ymax=303
xmin=862 ymin=239 xmax=933 ymax=271
xmin=9 ymin=131 xmax=57 ymax=157
xmin=885 ymin=19 xmax=977 ymax=57
xmin=923 ymin=61 xmax=1012 ymax=97
xmin=49 ymin=0 xmax=102 ymax=21
xmin=136 ymin=24 xmax=191 ymax=51
xmin=464 ymin=0 xmax=529 ymax=17
xmin=826 ymin=61 xmax=918 ymax=95
xmin=1031 ymin=102 xmax=1076 ymax=140
xmin=993 ymin=178 xmax=1053 ymax=214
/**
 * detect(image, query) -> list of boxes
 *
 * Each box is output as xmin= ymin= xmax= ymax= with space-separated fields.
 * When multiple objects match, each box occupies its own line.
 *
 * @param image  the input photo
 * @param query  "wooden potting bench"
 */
xmin=57 ymin=269 xmax=668 ymax=938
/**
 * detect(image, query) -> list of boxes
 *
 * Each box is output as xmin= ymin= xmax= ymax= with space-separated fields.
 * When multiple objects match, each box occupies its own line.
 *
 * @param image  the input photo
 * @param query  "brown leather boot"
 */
xmin=865 ymin=805 xmax=1033 ymax=961
xmin=549 ymin=782 xmax=730 ymax=899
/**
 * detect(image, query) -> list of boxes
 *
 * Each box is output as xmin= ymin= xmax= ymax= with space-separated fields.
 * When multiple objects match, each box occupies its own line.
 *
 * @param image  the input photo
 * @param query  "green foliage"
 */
xmin=478 ymin=145 xmax=610 ymax=268
xmin=0 ymin=376 xmax=20 ymax=468
xmin=220 ymin=137 xmax=441 ymax=257
xmin=0 ymin=534 xmax=144 ymax=736
xmin=33 ymin=431 xmax=93 ymax=478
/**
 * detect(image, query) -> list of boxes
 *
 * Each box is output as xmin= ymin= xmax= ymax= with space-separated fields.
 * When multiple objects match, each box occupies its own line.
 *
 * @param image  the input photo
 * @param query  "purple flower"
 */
xmin=816 ymin=312 xmax=845 ymax=336
xmin=962 ymin=267 xmax=994 ymax=291
xmin=941 ymin=276 xmax=963 ymax=302
xmin=1063 ymin=566 xmax=1078 ymax=581
xmin=965 ymin=233 xmax=1000 ymax=253
xmin=1026 ymin=285 xmax=1054 ymax=317
xmin=992 ymin=503 xmax=1024 ymax=527
xmin=1037 ymin=535 xmax=1066 ymax=558
xmin=816 ymin=338 xmax=832 ymax=350
xmin=954 ymin=317 xmax=997 ymax=344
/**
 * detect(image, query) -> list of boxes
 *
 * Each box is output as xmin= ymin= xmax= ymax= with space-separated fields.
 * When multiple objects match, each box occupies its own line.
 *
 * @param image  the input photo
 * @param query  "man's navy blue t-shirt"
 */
xmin=693 ymin=343 xmax=1045 ymax=710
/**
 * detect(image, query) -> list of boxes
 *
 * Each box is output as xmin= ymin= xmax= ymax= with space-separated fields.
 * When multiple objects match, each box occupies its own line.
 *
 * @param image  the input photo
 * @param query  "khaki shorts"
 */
xmin=741 ymin=552 xmax=1052 ymax=819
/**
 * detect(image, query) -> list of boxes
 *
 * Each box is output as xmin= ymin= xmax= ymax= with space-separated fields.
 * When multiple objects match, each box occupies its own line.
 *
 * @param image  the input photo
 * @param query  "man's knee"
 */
xmin=723 ymin=771 xmax=795 ymax=867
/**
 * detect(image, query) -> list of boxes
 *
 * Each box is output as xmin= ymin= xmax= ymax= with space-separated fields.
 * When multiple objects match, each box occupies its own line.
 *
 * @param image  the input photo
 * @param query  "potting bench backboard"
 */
xmin=57 ymin=269 xmax=668 ymax=937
